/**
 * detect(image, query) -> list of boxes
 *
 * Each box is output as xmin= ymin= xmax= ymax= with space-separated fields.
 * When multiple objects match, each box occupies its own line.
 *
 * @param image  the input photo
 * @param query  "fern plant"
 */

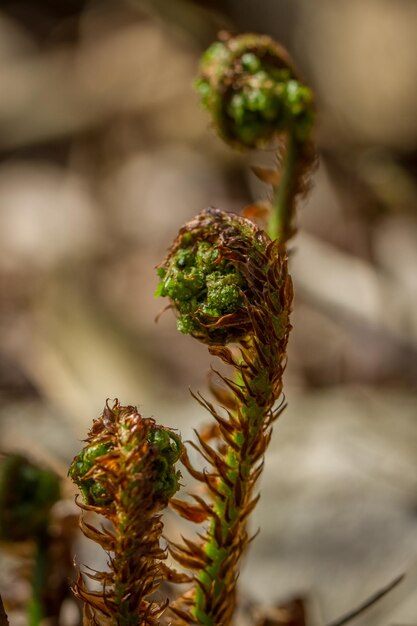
xmin=68 ymin=400 xmax=183 ymax=626
xmin=68 ymin=31 xmax=315 ymax=626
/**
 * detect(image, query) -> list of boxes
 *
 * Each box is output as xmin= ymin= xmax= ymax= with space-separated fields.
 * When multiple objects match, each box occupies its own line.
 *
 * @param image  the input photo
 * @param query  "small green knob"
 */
xmin=196 ymin=34 xmax=315 ymax=149
xmin=156 ymin=207 xmax=274 ymax=345
xmin=68 ymin=402 xmax=182 ymax=509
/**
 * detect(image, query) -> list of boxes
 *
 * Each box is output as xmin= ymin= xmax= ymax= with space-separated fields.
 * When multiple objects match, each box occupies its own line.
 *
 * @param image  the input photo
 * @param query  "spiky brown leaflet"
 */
xmin=161 ymin=209 xmax=293 ymax=626
xmin=69 ymin=401 xmax=182 ymax=626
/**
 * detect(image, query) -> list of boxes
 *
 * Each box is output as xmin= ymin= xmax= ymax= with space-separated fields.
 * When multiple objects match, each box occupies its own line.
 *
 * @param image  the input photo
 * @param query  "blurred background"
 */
xmin=1 ymin=0 xmax=417 ymax=624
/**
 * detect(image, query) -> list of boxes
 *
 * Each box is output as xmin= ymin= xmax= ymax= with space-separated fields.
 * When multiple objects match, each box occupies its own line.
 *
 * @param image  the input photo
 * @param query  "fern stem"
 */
xmin=194 ymin=351 xmax=275 ymax=626
xmin=268 ymin=132 xmax=299 ymax=243
xmin=28 ymin=531 xmax=49 ymax=626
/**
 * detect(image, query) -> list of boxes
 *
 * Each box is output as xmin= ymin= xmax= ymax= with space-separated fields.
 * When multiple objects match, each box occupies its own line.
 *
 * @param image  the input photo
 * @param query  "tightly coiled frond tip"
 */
xmin=156 ymin=207 xmax=291 ymax=346
xmin=195 ymin=33 xmax=315 ymax=149
xmin=68 ymin=400 xmax=183 ymax=626
xmin=69 ymin=399 xmax=182 ymax=508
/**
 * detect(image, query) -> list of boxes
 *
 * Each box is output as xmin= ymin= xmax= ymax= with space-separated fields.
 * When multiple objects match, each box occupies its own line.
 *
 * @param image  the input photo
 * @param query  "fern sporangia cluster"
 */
xmin=68 ymin=400 xmax=182 ymax=626
xmin=67 ymin=31 xmax=315 ymax=626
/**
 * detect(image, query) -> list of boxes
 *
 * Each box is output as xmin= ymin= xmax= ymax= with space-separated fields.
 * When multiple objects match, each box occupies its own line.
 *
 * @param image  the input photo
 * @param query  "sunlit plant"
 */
xmin=0 ymin=31 xmax=316 ymax=626
xmin=69 ymin=32 xmax=315 ymax=626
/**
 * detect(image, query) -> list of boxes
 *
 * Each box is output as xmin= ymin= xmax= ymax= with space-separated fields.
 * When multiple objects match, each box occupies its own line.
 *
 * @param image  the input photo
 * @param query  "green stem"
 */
xmin=28 ymin=530 xmax=49 ymax=626
xmin=267 ymin=131 xmax=299 ymax=244
xmin=194 ymin=356 xmax=274 ymax=626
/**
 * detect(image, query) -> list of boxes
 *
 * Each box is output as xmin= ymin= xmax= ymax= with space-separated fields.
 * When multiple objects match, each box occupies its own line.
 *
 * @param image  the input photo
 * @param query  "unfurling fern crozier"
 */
xmin=157 ymin=208 xmax=292 ymax=626
xmin=69 ymin=400 xmax=182 ymax=626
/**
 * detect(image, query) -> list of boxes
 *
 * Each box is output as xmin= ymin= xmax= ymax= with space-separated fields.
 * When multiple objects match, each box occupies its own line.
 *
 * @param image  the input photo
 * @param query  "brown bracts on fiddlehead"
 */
xmin=196 ymin=33 xmax=316 ymax=244
xmin=157 ymin=208 xmax=292 ymax=626
xmin=68 ymin=400 xmax=182 ymax=626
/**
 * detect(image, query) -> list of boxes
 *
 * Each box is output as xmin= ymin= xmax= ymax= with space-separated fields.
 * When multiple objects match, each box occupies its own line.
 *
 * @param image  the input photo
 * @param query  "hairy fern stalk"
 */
xmin=69 ymin=401 xmax=182 ymax=626
xmin=157 ymin=209 xmax=292 ymax=625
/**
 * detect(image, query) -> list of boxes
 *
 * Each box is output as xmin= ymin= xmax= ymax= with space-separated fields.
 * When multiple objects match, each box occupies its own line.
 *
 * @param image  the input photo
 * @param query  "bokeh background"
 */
xmin=1 ymin=1 xmax=417 ymax=624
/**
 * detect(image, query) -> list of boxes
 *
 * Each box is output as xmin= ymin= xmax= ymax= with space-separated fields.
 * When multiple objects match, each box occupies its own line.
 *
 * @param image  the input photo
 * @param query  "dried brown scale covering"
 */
xmin=160 ymin=209 xmax=292 ymax=626
xmin=69 ymin=401 xmax=182 ymax=626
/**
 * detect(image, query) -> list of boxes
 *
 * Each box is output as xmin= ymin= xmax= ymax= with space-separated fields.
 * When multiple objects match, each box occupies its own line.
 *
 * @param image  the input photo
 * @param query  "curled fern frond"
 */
xmin=154 ymin=29 xmax=316 ymax=626
xmin=157 ymin=209 xmax=292 ymax=626
xmin=156 ymin=207 xmax=289 ymax=346
xmin=0 ymin=454 xmax=61 ymax=626
xmin=196 ymin=33 xmax=317 ymax=244
xmin=69 ymin=400 xmax=182 ymax=626
xmin=196 ymin=33 xmax=314 ymax=150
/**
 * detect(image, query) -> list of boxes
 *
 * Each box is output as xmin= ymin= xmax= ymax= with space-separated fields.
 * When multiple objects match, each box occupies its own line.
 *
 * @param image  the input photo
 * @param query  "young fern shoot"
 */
xmin=68 ymin=400 xmax=182 ymax=626
xmin=156 ymin=33 xmax=316 ymax=626
xmin=196 ymin=33 xmax=316 ymax=244
xmin=157 ymin=209 xmax=292 ymax=625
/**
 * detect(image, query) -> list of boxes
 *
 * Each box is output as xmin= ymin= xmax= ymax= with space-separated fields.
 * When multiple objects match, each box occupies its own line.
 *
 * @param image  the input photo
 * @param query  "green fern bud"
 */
xmin=69 ymin=401 xmax=182 ymax=508
xmin=68 ymin=442 xmax=113 ymax=507
xmin=69 ymin=401 xmax=183 ymax=625
xmin=157 ymin=207 xmax=290 ymax=346
xmin=196 ymin=33 xmax=314 ymax=148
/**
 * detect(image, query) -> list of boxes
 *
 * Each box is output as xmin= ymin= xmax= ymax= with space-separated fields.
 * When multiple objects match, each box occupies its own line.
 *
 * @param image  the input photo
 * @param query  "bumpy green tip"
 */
xmin=196 ymin=33 xmax=314 ymax=148
xmin=148 ymin=426 xmax=182 ymax=500
xmin=69 ymin=402 xmax=182 ymax=508
xmin=0 ymin=454 xmax=60 ymax=542
xmin=69 ymin=442 xmax=113 ymax=507
xmin=156 ymin=208 xmax=272 ymax=345
xmin=157 ymin=238 xmax=245 ymax=339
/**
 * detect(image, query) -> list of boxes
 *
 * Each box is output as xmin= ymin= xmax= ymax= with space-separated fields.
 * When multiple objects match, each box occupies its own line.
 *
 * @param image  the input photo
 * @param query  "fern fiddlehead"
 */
xmin=69 ymin=400 xmax=182 ymax=626
xmin=157 ymin=208 xmax=292 ymax=625
xmin=196 ymin=33 xmax=316 ymax=244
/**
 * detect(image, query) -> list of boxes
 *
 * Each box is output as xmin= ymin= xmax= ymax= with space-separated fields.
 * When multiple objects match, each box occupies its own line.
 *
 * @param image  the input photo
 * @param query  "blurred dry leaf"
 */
xmin=254 ymin=597 xmax=307 ymax=626
xmin=0 ymin=594 xmax=9 ymax=626
xmin=0 ymin=21 xmax=196 ymax=148
xmin=251 ymin=165 xmax=281 ymax=186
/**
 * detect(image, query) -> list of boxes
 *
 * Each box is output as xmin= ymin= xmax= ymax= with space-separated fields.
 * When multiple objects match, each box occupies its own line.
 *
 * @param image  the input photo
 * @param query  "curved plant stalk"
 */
xmin=267 ymin=131 xmax=316 ymax=243
xmin=156 ymin=32 xmax=317 ymax=626
xmin=27 ymin=530 xmax=49 ymax=626
xmin=68 ymin=400 xmax=183 ymax=626
xmin=196 ymin=32 xmax=316 ymax=245
xmin=157 ymin=209 xmax=292 ymax=625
